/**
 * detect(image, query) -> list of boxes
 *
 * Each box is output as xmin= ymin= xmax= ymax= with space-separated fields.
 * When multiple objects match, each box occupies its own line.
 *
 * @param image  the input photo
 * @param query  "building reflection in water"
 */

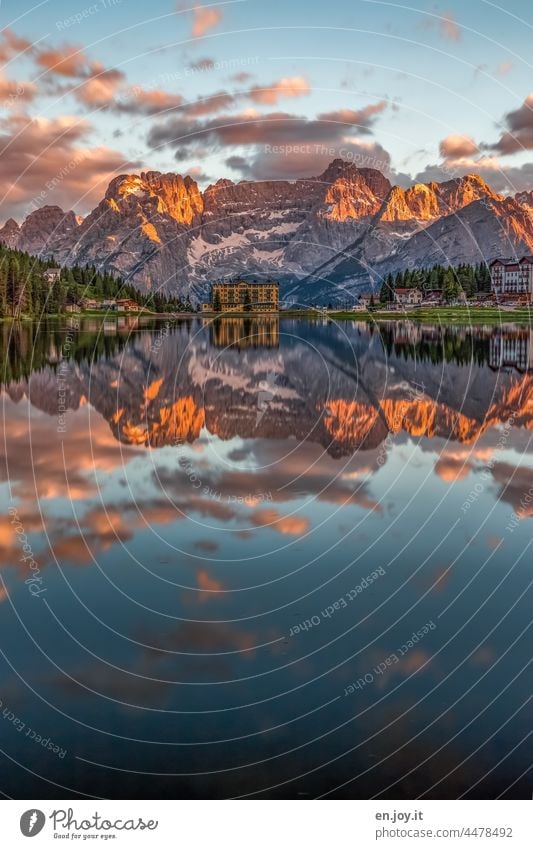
xmin=207 ymin=316 xmax=279 ymax=348
xmin=489 ymin=329 xmax=533 ymax=372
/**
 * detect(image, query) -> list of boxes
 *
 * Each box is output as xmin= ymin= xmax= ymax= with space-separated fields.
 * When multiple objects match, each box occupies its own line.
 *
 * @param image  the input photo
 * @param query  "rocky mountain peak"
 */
xmin=318 ymin=158 xmax=360 ymax=183
xmin=379 ymin=172 xmax=502 ymax=224
xmin=104 ymin=171 xmax=203 ymax=225
xmin=438 ymin=173 xmax=501 ymax=211
xmin=1 ymin=159 xmax=532 ymax=302
xmin=312 ymin=158 xmax=392 ymax=221
xmin=15 ymin=205 xmax=80 ymax=257
xmin=0 ymin=217 xmax=21 ymax=248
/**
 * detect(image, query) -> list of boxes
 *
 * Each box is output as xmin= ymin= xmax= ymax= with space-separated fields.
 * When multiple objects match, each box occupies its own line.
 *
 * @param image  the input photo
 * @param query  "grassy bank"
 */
xmin=3 ymin=307 xmax=532 ymax=325
xmin=327 ymin=307 xmax=533 ymax=325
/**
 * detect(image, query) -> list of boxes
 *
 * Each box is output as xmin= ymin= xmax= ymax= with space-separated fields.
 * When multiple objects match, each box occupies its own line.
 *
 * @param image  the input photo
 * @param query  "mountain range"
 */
xmin=2 ymin=159 xmax=533 ymax=303
xmin=4 ymin=321 xmax=532 ymax=458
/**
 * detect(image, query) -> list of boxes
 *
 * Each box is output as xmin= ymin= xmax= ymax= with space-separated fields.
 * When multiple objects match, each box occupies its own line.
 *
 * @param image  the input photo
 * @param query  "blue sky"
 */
xmin=2 ymin=0 xmax=533 ymax=218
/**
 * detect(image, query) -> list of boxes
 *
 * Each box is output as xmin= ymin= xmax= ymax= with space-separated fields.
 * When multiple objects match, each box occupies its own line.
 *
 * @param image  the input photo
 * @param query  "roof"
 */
xmin=395 ymin=288 xmax=421 ymax=294
xmin=490 ymin=256 xmax=533 ymax=267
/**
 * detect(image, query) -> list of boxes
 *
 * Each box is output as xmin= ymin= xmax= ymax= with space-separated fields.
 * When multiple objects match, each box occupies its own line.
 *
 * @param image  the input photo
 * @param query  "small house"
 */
xmin=358 ymin=293 xmax=375 ymax=309
xmin=116 ymin=298 xmax=141 ymax=312
xmin=393 ymin=288 xmax=423 ymax=306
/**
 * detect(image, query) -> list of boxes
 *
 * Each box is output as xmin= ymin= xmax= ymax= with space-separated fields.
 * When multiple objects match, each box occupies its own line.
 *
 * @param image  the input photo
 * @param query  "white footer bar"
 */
xmin=2 ymin=799 xmax=531 ymax=848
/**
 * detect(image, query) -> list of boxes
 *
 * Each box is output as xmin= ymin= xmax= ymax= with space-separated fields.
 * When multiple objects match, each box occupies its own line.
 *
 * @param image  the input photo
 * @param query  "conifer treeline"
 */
xmin=0 ymin=245 xmax=192 ymax=317
xmin=379 ymin=263 xmax=492 ymax=303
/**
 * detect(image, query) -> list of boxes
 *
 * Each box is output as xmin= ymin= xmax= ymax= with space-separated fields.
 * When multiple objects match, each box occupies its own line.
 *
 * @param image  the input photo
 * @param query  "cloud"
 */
xmin=421 ymin=10 xmax=461 ymax=42
xmin=148 ymin=102 xmax=387 ymax=150
xmin=434 ymin=454 xmax=472 ymax=482
xmin=163 ymin=77 xmax=313 ymax=122
xmin=116 ymin=86 xmax=184 ymax=115
xmin=190 ymin=4 xmax=222 ymax=37
xmin=439 ymin=11 xmax=461 ymax=41
xmin=439 ymin=133 xmax=478 ymax=159
xmin=0 ymin=28 xmax=33 ymax=63
xmin=247 ymin=139 xmax=391 ymax=181
xmin=193 ymin=568 xmax=225 ymax=602
xmin=184 ymin=90 xmax=236 ymax=116
xmin=414 ymin=155 xmax=533 ymax=194
xmin=75 ymin=68 xmax=125 ymax=108
xmin=35 ymin=43 xmax=90 ymax=77
xmin=185 ymin=164 xmax=211 ymax=182
xmin=231 ymin=71 xmax=253 ymax=83
xmin=249 ymin=77 xmax=311 ymax=105
xmin=147 ymin=101 xmax=389 ymax=179
xmin=0 ymin=75 xmax=37 ymax=106
xmin=251 ymin=508 xmax=310 ymax=535
xmin=32 ymin=43 xmax=129 ymax=113
xmin=0 ymin=113 xmax=136 ymax=218
xmin=491 ymin=461 xmax=533 ymax=516
xmin=193 ymin=539 xmax=219 ymax=552
xmin=489 ymin=93 xmax=533 ymax=155
xmin=0 ymin=397 xmax=142 ymax=503
xmin=189 ymin=57 xmax=215 ymax=71
xmin=225 ymin=154 xmax=252 ymax=175
xmin=317 ymin=102 xmax=387 ymax=129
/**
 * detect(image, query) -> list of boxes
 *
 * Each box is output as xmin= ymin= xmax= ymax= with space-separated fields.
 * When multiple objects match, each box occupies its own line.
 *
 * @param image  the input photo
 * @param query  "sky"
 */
xmin=2 ymin=0 xmax=533 ymax=220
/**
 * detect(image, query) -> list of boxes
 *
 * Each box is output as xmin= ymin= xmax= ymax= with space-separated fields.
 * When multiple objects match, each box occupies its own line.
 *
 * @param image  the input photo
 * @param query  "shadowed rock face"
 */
xmin=2 ymin=160 xmax=532 ymax=302
xmin=0 ymin=218 xmax=20 ymax=248
xmin=4 ymin=320 xmax=532 ymax=457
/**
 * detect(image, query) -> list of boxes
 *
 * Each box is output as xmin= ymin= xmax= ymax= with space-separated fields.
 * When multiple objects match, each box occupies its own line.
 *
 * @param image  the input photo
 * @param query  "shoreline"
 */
xmin=2 ymin=306 xmax=532 ymax=325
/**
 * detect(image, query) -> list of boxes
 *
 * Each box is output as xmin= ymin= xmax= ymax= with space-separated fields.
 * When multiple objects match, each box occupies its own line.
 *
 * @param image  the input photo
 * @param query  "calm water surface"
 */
xmin=0 ymin=317 xmax=531 ymax=798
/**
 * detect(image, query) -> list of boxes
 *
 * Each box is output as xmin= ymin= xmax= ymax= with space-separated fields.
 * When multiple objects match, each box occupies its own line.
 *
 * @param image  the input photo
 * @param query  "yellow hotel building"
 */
xmin=210 ymin=280 xmax=279 ymax=312
xmin=209 ymin=316 xmax=279 ymax=348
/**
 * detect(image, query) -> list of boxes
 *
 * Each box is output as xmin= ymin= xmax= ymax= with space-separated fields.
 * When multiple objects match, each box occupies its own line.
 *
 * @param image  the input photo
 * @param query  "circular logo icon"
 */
xmin=20 ymin=810 xmax=46 ymax=837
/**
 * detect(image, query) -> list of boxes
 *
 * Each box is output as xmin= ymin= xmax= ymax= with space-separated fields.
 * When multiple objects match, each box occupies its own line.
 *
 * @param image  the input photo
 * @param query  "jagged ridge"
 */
xmin=1 ymin=161 xmax=532 ymax=302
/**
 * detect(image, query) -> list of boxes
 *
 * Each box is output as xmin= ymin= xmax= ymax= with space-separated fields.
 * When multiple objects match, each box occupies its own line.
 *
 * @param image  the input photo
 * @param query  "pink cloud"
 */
xmin=0 ymin=75 xmax=37 ymax=105
xmin=190 ymin=4 xmax=222 ymax=38
xmin=0 ymin=113 xmax=137 ymax=218
xmin=421 ymin=10 xmax=461 ymax=42
xmin=251 ymin=508 xmax=309 ymax=535
xmin=35 ymin=44 xmax=89 ymax=77
xmin=249 ymin=77 xmax=311 ymax=105
xmin=439 ymin=133 xmax=479 ymax=159
xmin=0 ymin=28 xmax=33 ymax=63
xmin=440 ymin=11 xmax=461 ymax=41
xmin=318 ymin=102 xmax=387 ymax=128
xmin=118 ymin=86 xmax=184 ymax=115
xmin=75 ymin=68 xmax=124 ymax=108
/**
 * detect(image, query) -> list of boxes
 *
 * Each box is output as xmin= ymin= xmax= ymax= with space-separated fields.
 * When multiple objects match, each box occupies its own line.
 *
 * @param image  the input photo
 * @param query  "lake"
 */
xmin=0 ymin=316 xmax=531 ymax=799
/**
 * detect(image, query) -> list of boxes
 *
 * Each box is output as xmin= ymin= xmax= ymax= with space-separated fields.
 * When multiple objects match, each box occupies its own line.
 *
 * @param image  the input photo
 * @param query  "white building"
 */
xmin=393 ymin=288 xmax=423 ymax=306
xmin=490 ymin=256 xmax=533 ymax=300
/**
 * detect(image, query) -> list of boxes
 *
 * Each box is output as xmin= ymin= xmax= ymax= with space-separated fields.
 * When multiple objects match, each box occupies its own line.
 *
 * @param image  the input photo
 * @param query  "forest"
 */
xmin=0 ymin=245 xmax=192 ymax=317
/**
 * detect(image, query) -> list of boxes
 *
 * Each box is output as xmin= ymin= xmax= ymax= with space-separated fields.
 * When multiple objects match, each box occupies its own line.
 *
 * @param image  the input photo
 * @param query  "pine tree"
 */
xmin=443 ymin=268 xmax=461 ymax=303
xmin=380 ymin=273 xmax=394 ymax=303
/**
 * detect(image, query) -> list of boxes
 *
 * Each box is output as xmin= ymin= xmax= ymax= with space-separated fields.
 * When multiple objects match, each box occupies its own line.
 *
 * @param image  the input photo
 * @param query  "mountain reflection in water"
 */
xmin=0 ymin=317 xmax=531 ymax=799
